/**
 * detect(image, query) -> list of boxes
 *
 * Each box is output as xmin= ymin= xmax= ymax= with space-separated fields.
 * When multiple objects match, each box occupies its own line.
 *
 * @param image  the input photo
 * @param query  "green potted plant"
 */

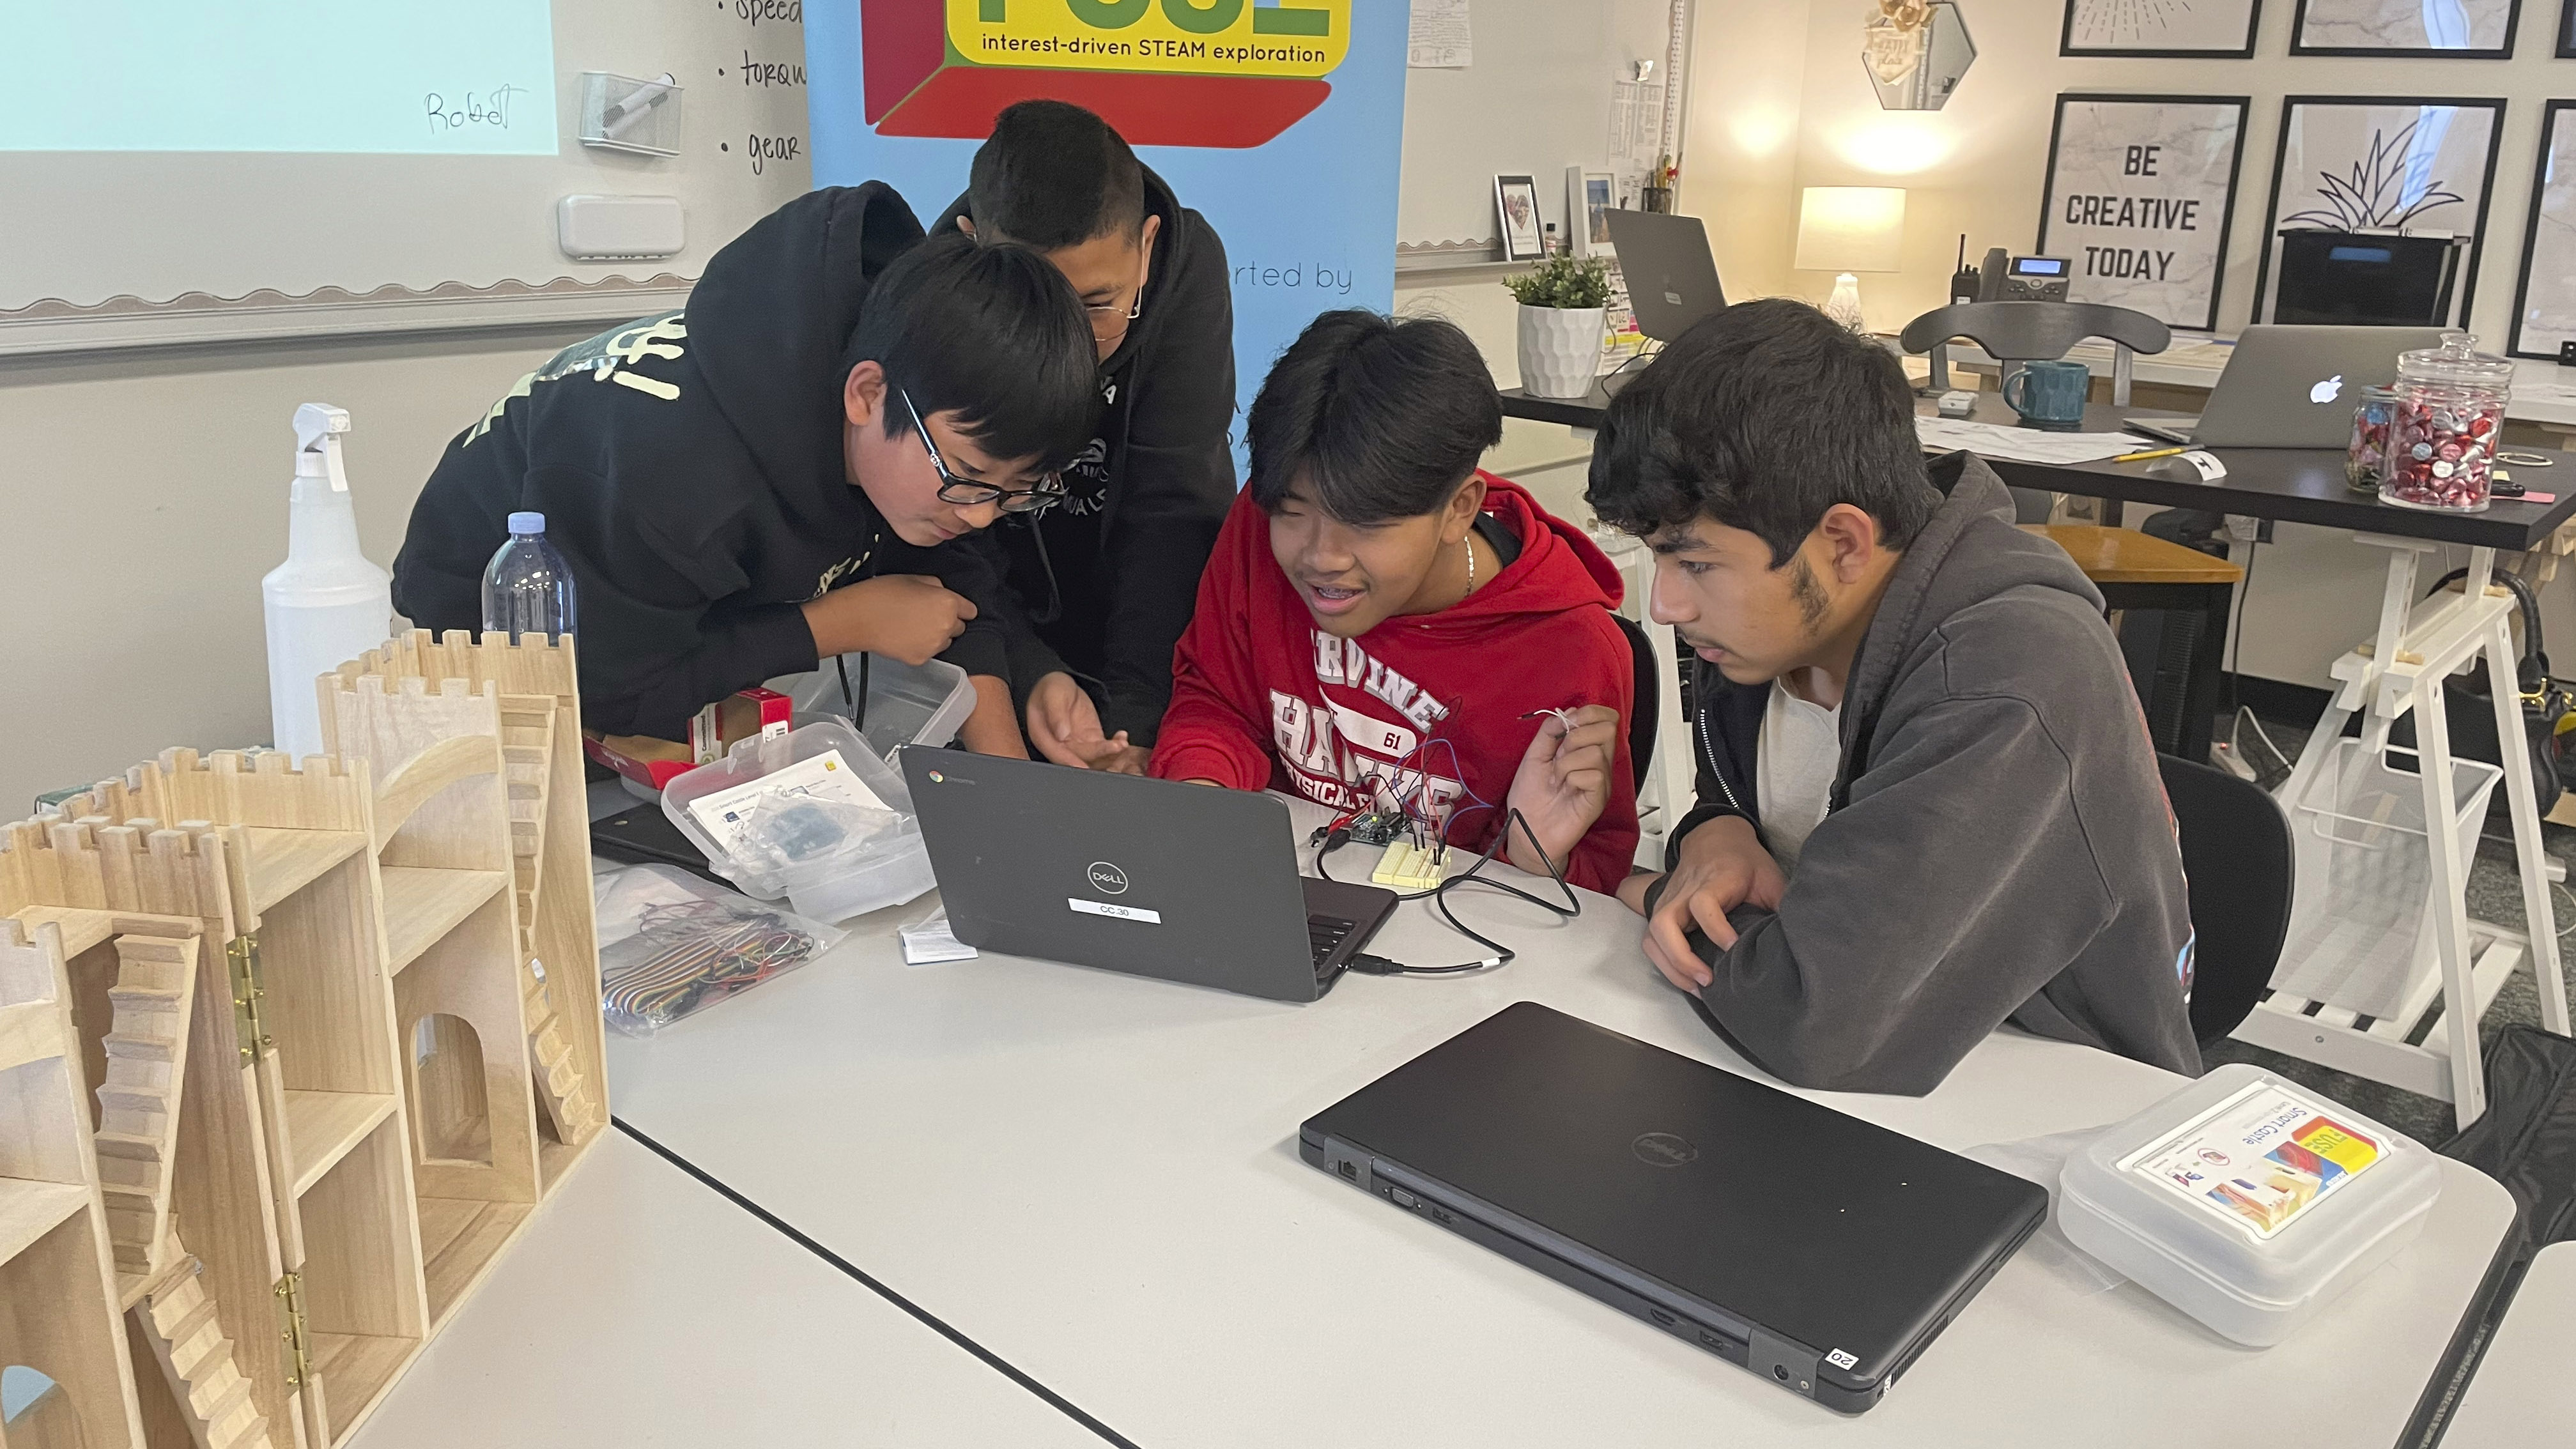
xmin=1504 ymin=254 xmax=1612 ymax=400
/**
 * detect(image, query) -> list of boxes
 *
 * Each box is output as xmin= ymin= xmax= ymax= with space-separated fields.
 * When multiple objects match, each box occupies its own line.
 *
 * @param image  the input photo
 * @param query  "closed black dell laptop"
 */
xmin=1300 ymin=1003 xmax=2046 ymax=1413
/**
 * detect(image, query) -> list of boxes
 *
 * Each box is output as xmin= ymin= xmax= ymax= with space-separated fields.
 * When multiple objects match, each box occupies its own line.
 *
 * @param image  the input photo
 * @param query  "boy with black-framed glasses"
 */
xmin=938 ymin=100 xmax=1238 ymax=776
xmin=392 ymin=188 xmax=1099 ymax=753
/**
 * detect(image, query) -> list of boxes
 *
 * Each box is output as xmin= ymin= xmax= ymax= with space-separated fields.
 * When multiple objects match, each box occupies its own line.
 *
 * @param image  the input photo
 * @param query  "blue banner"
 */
xmin=804 ymin=0 xmax=1408 ymax=457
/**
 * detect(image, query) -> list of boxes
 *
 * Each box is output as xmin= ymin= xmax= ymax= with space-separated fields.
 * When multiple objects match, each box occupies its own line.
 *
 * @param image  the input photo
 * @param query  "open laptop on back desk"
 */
xmin=2125 ymin=324 xmax=2448 ymax=447
xmin=902 ymin=747 xmax=1396 ymax=1003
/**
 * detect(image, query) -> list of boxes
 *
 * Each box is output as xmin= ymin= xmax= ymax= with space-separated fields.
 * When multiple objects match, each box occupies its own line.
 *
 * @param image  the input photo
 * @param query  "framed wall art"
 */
xmin=2291 ymin=0 xmax=2522 ymax=58
xmin=2061 ymin=0 xmax=2260 ymax=57
xmin=2251 ymin=96 xmax=2507 ymax=326
xmin=2508 ymin=100 xmax=2576 ymax=358
xmin=2038 ymin=93 xmax=2250 ymax=330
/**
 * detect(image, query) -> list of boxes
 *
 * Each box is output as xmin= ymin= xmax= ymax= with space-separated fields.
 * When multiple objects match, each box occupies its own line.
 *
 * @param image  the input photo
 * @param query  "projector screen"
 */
xmin=1 ymin=1 xmax=557 ymax=155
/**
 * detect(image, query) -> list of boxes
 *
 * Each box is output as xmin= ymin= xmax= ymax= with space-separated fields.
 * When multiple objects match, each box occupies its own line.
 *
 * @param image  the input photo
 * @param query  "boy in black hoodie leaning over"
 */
xmin=393 ymin=186 xmax=1099 ymax=749
xmin=939 ymin=100 xmax=1237 ymax=775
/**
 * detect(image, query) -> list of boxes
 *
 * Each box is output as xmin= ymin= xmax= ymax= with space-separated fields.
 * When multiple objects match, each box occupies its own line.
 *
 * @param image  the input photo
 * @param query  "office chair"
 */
xmin=2157 ymin=752 xmax=2293 ymax=1047
xmin=1899 ymin=300 xmax=2173 ymax=406
xmin=1902 ymin=302 xmax=2171 ymax=526
xmin=1612 ymin=613 xmax=1659 ymax=794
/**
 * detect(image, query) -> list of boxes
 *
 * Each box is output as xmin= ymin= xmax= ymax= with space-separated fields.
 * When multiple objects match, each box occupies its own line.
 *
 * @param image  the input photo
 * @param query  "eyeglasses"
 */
xmin=1081 ymin=231 xmax=1153 ymax=344
xmin=901 ymin=389 xmax=1065 ymax=515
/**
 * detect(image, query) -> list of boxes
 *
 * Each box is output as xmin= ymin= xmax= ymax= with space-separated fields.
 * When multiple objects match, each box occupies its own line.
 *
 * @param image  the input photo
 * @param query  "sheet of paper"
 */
xmin=899 ymin=905 xmax=977 ymax=966
xmin=1407 ymin=0 xmax=1470 ymax=67
xmin=1914 ymin=416 xmax=2159 ymax=466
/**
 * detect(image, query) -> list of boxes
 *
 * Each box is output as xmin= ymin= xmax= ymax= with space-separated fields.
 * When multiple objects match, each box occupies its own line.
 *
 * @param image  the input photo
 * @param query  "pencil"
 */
xmin=2112 ymin=445 xmax=2188 ymax=464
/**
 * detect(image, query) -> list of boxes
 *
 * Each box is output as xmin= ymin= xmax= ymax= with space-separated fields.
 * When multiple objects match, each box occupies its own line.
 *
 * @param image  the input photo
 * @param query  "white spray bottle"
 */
xmin=261 ymin=403 xmax=394 ymax=762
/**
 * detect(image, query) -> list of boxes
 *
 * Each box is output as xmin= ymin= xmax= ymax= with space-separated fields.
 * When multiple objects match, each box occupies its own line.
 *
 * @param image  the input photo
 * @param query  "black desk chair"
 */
xmin=1901 ymin=302 xmax=2173 ymax=525
xmin=2158 ymin=752 xmax=2293 ymax=1048
xmin=1612 ymin=613 xmax=1659 ymax=794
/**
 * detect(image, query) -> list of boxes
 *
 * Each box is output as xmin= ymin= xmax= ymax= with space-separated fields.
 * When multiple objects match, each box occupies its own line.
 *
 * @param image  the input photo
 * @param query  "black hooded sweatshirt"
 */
xmin=935 ymin=165 xmax=1237 ymax=745
xmin=393 ymin=184 xmax=1042 ymax=740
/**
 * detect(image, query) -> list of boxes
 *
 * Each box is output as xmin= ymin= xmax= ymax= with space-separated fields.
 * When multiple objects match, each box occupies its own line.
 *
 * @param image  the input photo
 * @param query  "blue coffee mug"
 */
xmin=2003 ymin=360 xmax=2091 ymax=431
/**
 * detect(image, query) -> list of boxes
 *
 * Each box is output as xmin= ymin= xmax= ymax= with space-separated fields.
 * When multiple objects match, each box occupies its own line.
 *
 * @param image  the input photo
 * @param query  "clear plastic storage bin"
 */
xmin=658 ymin=717 xmax=935 ymax=922
xmin=2268 ymin=739 xmax=2501 ymax=1021
xmin=768 ymin=654 xmax=976 ymax=762
xmin=2058 ymin=1064 xmax=2442 ymax=1346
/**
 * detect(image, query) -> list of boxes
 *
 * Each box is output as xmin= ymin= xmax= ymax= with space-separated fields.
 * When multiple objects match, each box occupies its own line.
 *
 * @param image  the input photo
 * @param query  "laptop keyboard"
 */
xmin=1309 ymin=914 xmax=1357 ymax=972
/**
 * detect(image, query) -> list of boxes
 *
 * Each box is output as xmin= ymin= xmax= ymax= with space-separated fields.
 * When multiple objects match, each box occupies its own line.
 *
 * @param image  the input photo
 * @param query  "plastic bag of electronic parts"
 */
xmin=593 ymin=864 xmax=849 ymax=1038
xmin=660 ymin=716 xmax=937 ymax=922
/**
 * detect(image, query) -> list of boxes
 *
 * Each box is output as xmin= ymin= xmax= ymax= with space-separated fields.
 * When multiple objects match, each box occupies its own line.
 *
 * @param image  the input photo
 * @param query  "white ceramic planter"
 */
xmin=1516 ymin=304 xmax=1606 ymax=399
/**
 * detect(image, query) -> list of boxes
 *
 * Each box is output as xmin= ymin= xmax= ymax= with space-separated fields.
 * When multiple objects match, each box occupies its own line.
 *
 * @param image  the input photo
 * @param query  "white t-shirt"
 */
xmin=1755 ymin=679 xmax=1841 ymax=874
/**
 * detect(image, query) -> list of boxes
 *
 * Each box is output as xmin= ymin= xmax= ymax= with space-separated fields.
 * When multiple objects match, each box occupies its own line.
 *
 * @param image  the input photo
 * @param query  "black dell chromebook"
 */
xmin=904 ymin=747 xmax=1396 ymax=1002
xmin=1301 ymin=1004 xmax=2045 ymax=1412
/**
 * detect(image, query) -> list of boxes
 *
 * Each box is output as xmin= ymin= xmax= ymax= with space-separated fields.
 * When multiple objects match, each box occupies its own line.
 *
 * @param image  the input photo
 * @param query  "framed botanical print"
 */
xmin=2251 ymin=96 xmax=2507 ymax=326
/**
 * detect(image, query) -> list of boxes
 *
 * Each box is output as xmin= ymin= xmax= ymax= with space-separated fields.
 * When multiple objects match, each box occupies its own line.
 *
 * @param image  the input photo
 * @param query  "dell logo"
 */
xmin=1632 ymin=1131 xmax=1699 ymax=1167
xmin=1086 ymin=861 xmax=1130 ymax=894
xmin=2310 ymin=374 xmax=2345 ymax=405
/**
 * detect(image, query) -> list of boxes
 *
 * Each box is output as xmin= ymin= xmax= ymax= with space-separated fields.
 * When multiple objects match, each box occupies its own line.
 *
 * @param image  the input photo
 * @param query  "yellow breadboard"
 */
xmin=1371 ymin=839 xmax=1449 ymax=892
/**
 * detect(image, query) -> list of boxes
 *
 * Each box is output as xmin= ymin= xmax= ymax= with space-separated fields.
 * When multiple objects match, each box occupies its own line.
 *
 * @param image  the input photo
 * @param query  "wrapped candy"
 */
xmin=2345 ymin=385 xmax=2398 ymax=492
xmin=2378 ymin=334 xmax=2513 ymax=514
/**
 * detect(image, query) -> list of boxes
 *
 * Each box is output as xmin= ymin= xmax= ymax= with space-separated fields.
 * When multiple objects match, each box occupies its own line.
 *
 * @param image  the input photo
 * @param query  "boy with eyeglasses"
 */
xmin=936 ymin=100 xmax=1238 ymax=774
xmin=392 ymin=187 xmax=1099 ymax=749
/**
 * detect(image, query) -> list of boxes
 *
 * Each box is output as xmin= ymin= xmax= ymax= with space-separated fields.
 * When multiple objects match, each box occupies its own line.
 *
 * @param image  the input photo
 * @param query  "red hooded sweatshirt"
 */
xmin=1151 ymin=472 xmax=1639 ymax=894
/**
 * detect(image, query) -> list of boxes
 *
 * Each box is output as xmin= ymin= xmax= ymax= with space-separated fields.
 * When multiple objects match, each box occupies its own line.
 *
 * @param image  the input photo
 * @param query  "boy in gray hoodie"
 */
xmin=1589 ymin=299 xmax=2200 ymax=1095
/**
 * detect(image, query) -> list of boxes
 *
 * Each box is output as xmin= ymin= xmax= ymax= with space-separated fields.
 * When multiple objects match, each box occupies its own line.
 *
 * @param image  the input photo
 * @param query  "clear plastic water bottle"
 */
xmin=481 ymin=511 xmax=577 ymax=641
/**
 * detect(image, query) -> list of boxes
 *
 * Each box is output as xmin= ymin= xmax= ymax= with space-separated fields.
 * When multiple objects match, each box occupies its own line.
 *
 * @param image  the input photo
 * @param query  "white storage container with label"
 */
xmin=2058 ymin=1064 xmax=2442 ymax=1346
xmin=659 ymin=717 xmax=935 ymax=922
xmin=768 ymin=653 xmax=976 ymax=762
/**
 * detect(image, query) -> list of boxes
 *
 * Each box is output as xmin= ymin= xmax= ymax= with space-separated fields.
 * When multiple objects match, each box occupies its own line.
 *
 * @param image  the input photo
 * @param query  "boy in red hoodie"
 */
xmin=1150 ymin=311 xmax=1639 ymax=894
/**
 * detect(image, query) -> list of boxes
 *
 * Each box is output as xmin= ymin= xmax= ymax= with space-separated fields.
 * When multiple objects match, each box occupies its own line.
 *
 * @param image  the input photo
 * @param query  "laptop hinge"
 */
xmin=1749 ymin=1328 xmax=1822 ymax=1401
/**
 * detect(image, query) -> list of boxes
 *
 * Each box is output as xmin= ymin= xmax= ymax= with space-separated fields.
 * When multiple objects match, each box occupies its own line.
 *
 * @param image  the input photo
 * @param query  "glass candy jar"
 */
xmin=2379 ymin=333 xmax=2513 ymax=513
xmin=2345 ymin=385 xmax=2398 ymax=492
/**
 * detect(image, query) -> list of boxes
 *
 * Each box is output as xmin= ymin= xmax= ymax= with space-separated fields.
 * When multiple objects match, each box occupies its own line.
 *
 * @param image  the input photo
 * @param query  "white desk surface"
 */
xmin=603 ymin=801 xmax=2517 ymax=1449
xmin=344 ymin=1131 xmax=1107 ymax=1449
xmin=2441 ymin=1241 xmax=2576 ymax=1447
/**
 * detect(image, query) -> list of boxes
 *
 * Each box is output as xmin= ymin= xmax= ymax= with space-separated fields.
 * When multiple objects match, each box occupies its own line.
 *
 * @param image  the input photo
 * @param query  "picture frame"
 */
xmin=2292 ymin=0 xmax=2522 ymax=57
xmin=2251 ymin=95 xmax=2508 ymax=326
xmin=2561 ymin=0 xmax=2575 ymax=56
xmin=2060 ymin=0 xmax=2260 ymax=57
xmin=2506 ymin=100 xmax=2576 ymax=359
xmin=1495 ymin=174 xmax=1545 ymax=261
xmin=2037 ymin=94 xmax=2251 ymax=332
xmin=1566 ymin=167 xmax=1617 ymax=258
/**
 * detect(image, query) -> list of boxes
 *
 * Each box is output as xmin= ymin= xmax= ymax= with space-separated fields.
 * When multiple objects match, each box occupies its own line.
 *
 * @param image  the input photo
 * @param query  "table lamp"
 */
xmin=1796 ymin=187 xmax=1907 ymax=331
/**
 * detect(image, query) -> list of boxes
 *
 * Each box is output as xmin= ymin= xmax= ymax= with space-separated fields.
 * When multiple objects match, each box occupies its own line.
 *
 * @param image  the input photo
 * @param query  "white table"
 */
xmin=344 ymin=1130 xmax=1108 ymax=1449
xmin=602 ymin=804 xmax=2518 ymax=1448
xmin=2441 ymin=1241 xmax=2576 ymax=1447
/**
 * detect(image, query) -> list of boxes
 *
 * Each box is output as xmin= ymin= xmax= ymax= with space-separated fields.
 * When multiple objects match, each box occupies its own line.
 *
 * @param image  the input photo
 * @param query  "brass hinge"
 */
xmin=274 ymin=1271 xmax=313 ymax=1391
xmin=226 ymin=933 xmax=272 ymax=1063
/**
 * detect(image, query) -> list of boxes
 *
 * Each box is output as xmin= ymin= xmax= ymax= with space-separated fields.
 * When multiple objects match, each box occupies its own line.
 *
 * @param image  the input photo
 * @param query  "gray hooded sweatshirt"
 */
xmin=1666 ymin=452 xmax=2202 ymax=1094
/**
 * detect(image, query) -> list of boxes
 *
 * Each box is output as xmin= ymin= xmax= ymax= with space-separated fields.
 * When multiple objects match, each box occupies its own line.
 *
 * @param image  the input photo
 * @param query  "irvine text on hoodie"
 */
xmin=1150 ymin=475 xmax=1639 ymax=895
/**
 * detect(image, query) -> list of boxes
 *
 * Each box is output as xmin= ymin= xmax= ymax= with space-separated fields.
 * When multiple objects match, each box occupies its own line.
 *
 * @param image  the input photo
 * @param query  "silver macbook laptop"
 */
xmin=1605 ymin=210 xmax=1727 ymax=342
xmin=2125 ymin=324 xmax=2449 ymax=447
xmin=902 ymin=747 xmax=1396 ymax=1003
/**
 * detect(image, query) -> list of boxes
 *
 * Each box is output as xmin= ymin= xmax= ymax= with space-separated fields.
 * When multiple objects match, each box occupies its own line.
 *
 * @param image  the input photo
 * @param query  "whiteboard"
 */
xmin=1396 ymin=0 xmax=1685 ymax=249
xmin=0 ymin=0 xmax=813 ymax=352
